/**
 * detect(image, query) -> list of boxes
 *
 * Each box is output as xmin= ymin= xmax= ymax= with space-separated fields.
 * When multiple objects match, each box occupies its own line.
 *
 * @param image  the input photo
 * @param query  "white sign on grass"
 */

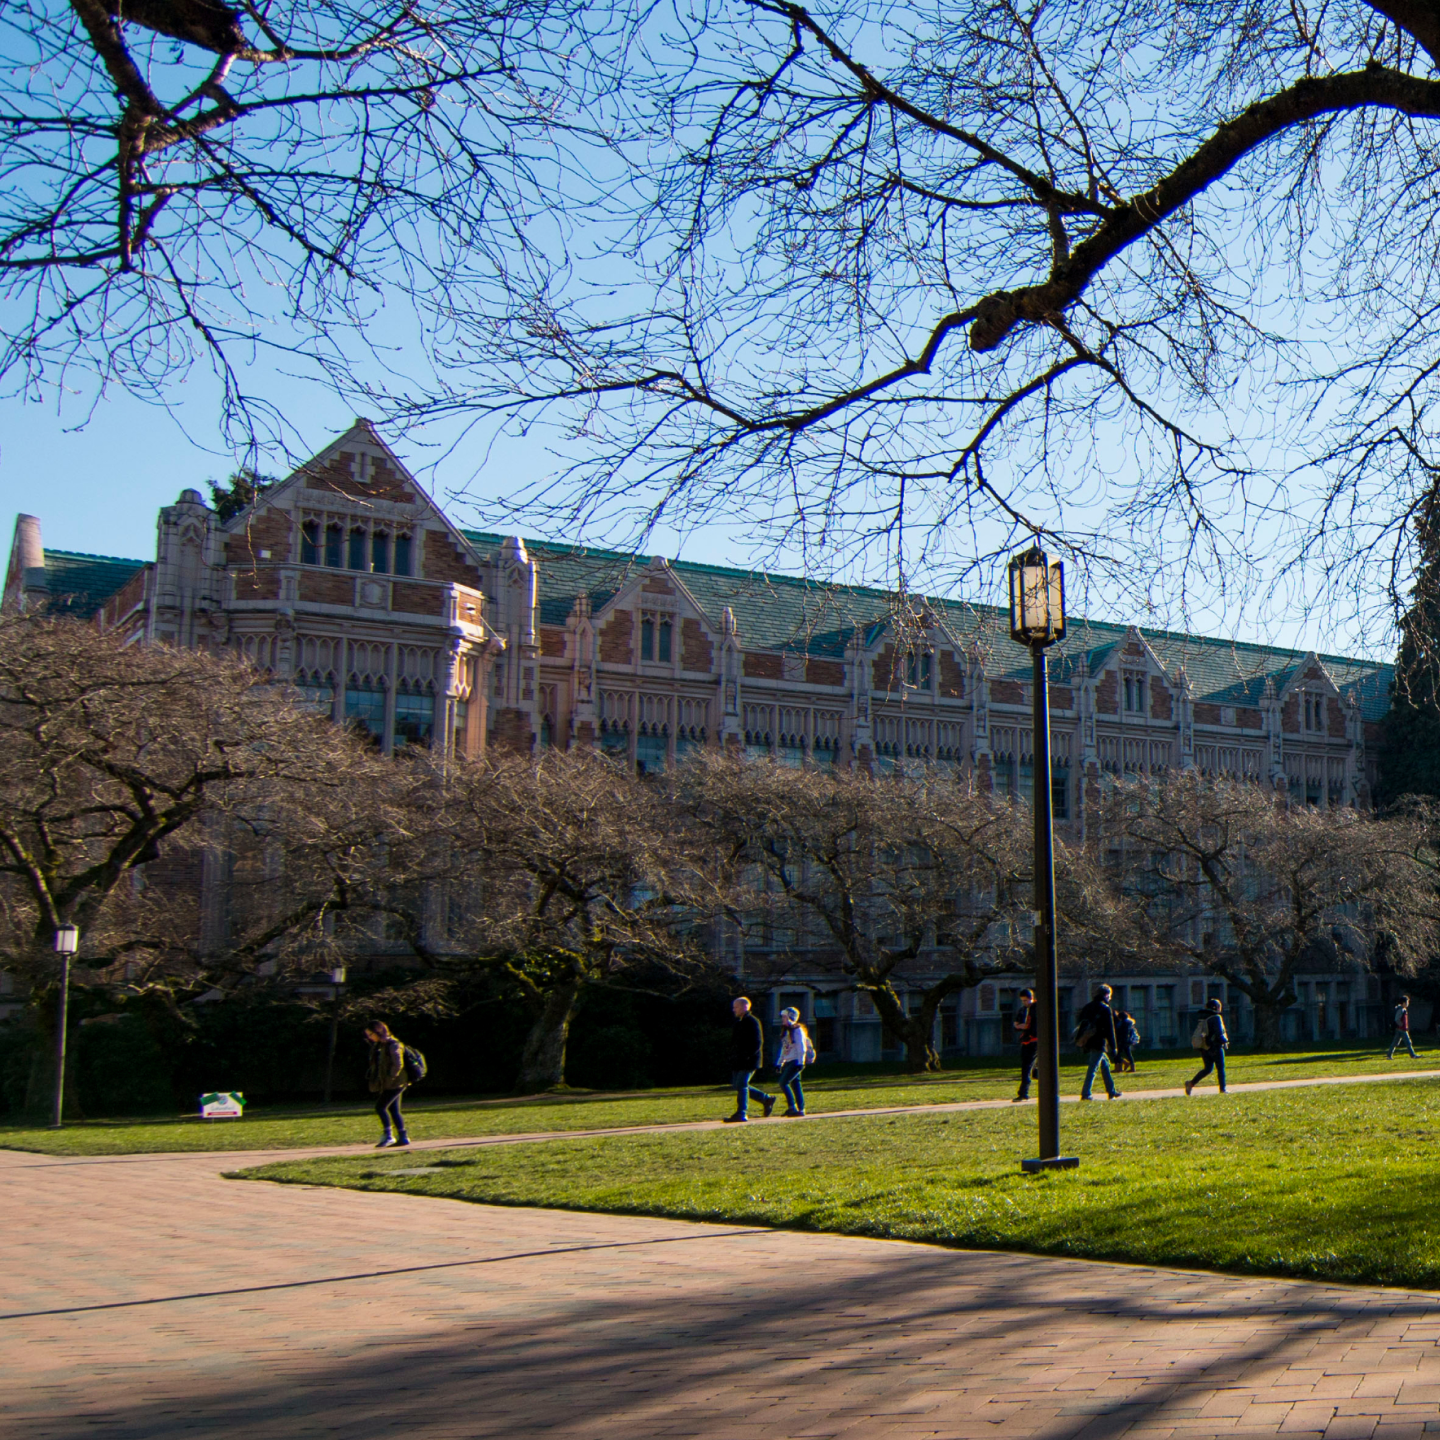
xmin=199 ymin=1091 xmax=244 ymax=1119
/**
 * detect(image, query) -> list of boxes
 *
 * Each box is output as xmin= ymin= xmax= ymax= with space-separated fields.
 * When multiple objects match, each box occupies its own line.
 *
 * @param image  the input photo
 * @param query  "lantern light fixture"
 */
xmin=1008 ymin=546 xmax=1066 ymax=649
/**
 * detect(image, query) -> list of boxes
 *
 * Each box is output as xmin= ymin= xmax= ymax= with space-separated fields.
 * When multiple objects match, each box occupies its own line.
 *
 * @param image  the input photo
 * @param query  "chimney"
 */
xmin=4 ymin=514 xmax=45 ymax=613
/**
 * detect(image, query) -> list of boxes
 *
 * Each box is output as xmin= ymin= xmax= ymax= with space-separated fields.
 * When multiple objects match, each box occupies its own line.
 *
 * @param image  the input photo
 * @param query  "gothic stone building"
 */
xmin=3 ymin=421 xmax=1402 ymax=1055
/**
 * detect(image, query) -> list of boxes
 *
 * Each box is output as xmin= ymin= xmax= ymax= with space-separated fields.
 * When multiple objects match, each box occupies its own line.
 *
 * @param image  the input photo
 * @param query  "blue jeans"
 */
xmin=1080 ymin=1050 xmax=1117 ymax=1099
xmin=778 ymin=1061 xmax=806 ymax=1113
xmin=376 ymin=1087 xmax=407 ymax=1138
xmin=731 ymin=1069 xmax=773 ymax=1118
xmin=1389 ymin=1029 xmax=1418 ymax=1059
xmin=1190 ymin=1048 xmax=1227 ymax=1091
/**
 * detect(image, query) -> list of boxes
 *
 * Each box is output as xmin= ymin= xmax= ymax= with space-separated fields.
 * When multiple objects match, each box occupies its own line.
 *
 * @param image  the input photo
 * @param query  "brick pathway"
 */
xmin=5 ymin=1146 xmax=1440 ymax=1438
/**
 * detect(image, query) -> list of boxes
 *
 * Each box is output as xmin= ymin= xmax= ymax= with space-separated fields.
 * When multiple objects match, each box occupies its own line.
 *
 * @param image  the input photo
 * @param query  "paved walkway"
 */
xmin=6 ymin=1142 xmax=1440 ymax=1439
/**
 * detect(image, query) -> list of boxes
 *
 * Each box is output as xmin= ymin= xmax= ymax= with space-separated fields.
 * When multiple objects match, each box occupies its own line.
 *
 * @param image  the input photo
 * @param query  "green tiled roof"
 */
xmin=461 ymin=532 xmax=1394 ymax=722
xmin=39 ymin=550 xmax=147 ymax=619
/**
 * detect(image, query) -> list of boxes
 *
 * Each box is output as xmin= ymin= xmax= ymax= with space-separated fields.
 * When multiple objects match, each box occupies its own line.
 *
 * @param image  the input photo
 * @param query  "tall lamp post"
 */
xmin=50 ymin=923 xmax=79 ymax=1131
xmin=1009 ymin=548 xmax=1079 ymax=1175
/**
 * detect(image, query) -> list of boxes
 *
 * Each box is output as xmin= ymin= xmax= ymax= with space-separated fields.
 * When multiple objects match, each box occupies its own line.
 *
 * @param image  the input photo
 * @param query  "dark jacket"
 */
xmin=1014 ymin=1000 xmax=1038 ymax=1044
xmin=730 ymin=1011 xmax=763 ymax=1071
xmin=1075 ymin=998 xmax=1117 ymax=1055
xmin=367 ymin=1037 xmax=405 ymax=1094
xmin=1113 ymin=1010 xmax=1137 ymax=1051
xmin=1203 ymin=1012 xmax=1229 ymax=1053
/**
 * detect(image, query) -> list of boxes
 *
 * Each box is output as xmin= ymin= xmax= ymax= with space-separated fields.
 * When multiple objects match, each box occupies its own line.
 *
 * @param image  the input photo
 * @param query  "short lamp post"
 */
xmin=1008 ymin=548 xmax=1079 ymax=1175
xmin=50 ymin=923 xmax=79 ymax=1131
xmin=323 ymin=967 xmax=347 ymax=1106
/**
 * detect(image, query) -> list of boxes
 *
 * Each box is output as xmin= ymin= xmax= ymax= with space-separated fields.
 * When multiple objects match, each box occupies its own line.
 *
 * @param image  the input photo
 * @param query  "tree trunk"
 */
xmin=1250 ymin=999 xmax=1284 ymax=1052
xmin=867 ymin=983 xmax=942 ymax=1072
xmin=902 ymin=1020 xmax=942 ymax=1073
xmin=515 ymin=975 xmax=582 ymax=1092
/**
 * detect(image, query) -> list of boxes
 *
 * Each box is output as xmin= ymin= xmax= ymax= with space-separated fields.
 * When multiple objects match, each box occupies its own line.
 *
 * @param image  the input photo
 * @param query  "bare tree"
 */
xmin=400 ymin=1 xmax=1440 ymax=622
xmin=675 ymin=752 xmax=1124 ymax=1072
xmin=1 ymin=0 xmax=618 ymax=444
xmin=1099 ymin=773 xmax=1440 ymax=1048
xmin=0 ymin=615 xmax=397 ymax=1112
xmin=438 ymin=749 xmax=716 ymax=1092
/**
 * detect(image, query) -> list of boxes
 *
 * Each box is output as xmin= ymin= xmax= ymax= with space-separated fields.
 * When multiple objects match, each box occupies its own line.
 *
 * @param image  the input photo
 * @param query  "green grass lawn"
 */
xmin=244 ymin=1078 xmax=1440 ymax=1291
xmin=1 ymin=1043 xmax=1432 ymax=1155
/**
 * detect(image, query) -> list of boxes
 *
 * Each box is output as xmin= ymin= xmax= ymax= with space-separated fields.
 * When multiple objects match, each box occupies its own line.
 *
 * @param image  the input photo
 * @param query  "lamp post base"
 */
xmin=1021 ymin=1156 xmax=1079 ymax=1173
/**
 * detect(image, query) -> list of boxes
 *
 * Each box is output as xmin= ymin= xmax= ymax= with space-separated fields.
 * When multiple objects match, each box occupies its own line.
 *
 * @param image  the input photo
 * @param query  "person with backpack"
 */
xmin=1075 ymin=984 xmax=1122 ymax=1100
xmin=1112 ymin=1007 xmax=1140 ymax=1073
xmin=724 ymin=995 xmax=775 ymax=1122
xmin=365 ymin=1019 xmax=418 ymax=1148
xmin=1388 ymin=994 xmax=1419 ymax=1060
xmin=775 ymin=1007 xmax=816 ymax=1116
xmin=1185 ymin=998 xmax=1229 ymax=1095
xmin=1012 ymin=988 xmax=1039 ymax=1101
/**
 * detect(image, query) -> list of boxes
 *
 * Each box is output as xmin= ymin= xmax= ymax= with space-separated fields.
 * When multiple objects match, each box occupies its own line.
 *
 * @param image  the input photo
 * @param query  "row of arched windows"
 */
xmin=300 ymin=518 xmax=413 ymax=576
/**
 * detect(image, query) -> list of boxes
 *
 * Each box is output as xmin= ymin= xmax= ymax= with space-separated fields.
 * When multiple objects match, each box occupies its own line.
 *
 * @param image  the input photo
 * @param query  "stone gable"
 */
xmin=302 ymin=450 xmax=414 ymax=505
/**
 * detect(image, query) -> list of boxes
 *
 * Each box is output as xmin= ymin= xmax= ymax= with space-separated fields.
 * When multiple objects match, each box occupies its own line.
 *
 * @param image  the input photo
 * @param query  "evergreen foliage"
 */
xmin=207 ymin=467 xmax=274 ymax=523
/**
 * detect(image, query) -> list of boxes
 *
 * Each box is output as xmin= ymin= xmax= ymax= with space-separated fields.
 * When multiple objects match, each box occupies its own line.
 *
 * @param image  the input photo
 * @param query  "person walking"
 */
xmin=1185 ymin=998 xmax=1229 ymax=1095
xmin=365 ymin=1019 xmax=410 ymax=1148
xmin=1075 ymin=984 xmax=1122 ymax=1100
xmin=1012 ymin=988 xmax=1039 ymax=1101
xmin=776 ymin=1007 xmax=816 ymax=1116
xmin=1388 ymin=994 xmax=1420 ymax=1060
xmin=1113 ymin=1007 xmax=1140 ymax=1073
xmin=724 ymin=996 xmax=776 ymax=1122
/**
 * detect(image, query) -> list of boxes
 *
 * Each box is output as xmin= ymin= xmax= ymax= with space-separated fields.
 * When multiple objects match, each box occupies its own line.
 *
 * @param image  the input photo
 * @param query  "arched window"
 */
xmin=300 ymin=519 xmax=319 ymax=565
xmin=640 ymin=617 xmax=655 ymax=661
xmin=658 ymin=618 xmax=673 ymax=663
xmin=394 ymin=533 xmax=412 ymax=576
xmin=371 ymin=530 xmax=390 ymax=574
xmin=348 ymin=527 xmax=367 ymax=571
xmin=324 ymin=523 xmax=343 ymax=567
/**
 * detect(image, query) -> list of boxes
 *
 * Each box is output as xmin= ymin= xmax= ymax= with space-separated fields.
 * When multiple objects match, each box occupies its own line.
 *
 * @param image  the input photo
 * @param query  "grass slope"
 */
xmin=0 ymin=1045 xmax=1429 ymax=1155
xmin=245 ymin=1080 xmax=1440 ymax=1292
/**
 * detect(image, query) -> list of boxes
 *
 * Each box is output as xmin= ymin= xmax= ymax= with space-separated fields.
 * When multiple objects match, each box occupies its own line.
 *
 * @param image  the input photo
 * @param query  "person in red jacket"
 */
xmin=1388 ymin=994 xmax=1419 ymax=1060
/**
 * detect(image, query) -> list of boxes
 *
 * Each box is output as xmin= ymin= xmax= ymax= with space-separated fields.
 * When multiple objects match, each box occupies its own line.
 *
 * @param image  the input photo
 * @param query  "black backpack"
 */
xmin=401 ymin=1043 xmax=427 ymax=1084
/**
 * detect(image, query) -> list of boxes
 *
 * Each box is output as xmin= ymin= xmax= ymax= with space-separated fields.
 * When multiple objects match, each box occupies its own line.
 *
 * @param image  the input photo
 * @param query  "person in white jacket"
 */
xmin=776 ymin=1007 xmax=817 ymax=1117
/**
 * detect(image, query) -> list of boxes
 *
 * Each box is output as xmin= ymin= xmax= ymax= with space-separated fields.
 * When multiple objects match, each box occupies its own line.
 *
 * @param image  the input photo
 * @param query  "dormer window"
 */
xmin=371 ymin=530 xmax=390 ymax=574
xmin=1303 ymin=691 xmax=1325 ymax=733
xmin=325 ymin=523 xmax=343 ymax=567
xmin=640 ymin=614 xmax=672 ymax=663
xmin=300 ymin=519 xmax=320 ymax=565
xmin=1123 ymin=672 xmax=1147 ymax=714
xmin=906 ymin=650 xmax=933 ymax=687
xmin=394 ymin=533 xmax=412 ymax=576
xmin=348 ymin=527 xmax=366 ymax=570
